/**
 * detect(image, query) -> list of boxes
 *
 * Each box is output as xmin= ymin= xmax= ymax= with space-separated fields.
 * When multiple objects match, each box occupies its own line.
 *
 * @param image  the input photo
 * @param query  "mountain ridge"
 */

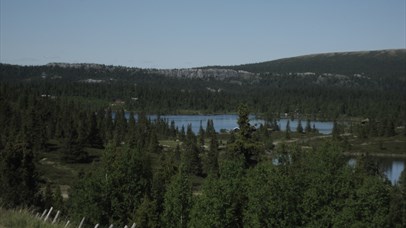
xmin=208 ymin=49 xmax=406 ymax=79
xmin=1 ymin=49 xmax=405 ymax=82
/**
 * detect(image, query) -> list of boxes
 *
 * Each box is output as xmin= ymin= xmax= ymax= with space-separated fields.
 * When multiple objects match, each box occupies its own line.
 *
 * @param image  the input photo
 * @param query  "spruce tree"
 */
xmin=332 ymin=120 xmax=340 ymax=139
xmin=204 ymin=133 xmax=219 ymax=175
xmin=285 ymin=120 xmax=291 ymax=140
xmin=162 ymin=166 xmax=193 ymax=228
xmin=181 ymin=124 xmax=202 ymax=175
xmin=385 ymin=119 xmax=396 ymax=137
xmin=312 ymin=123 xmax=318 ymax=133
xmin=87 ymin=112 xmax=104 ymax=148
xmin=297 ymin=119 xmax=304 ymax=134
xmin=305 ymin=119 xmax=312 ymax=134
xmin=197 ymin=123 xmax=205 ymax=148
xmin=227 ymin=104 xmax=264 ymax=167
xmin=62 ymin=122 xmax=88 ymax=163
xmin=190 ymin=160 xmax=245 ymax=227
xmin=0 ymin=140 xmax=40 ymax=208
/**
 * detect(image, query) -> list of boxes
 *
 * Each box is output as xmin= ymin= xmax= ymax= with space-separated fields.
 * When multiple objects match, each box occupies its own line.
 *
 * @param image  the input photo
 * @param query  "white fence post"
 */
xmin=131 ymin=223 xmax=136 ymax=228
xmin=94 ymin=224 xmax=99 ymax=228
xmin=40 ymin=209 xmax=48 ymax=219
xmin=64 ymin=220 xmax=70 ymax=228
xmin=52 ymin=210 xmax=60 ymax=224
xmin=78 ymin=217 xmax=85 ymax=228
xmin=44 ymin=207 xmax=53 ymax=222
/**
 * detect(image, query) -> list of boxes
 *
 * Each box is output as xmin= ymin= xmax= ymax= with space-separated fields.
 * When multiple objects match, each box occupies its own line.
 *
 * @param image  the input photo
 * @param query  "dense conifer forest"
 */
xmin=1 ymin=50 xmax=406 ymax=227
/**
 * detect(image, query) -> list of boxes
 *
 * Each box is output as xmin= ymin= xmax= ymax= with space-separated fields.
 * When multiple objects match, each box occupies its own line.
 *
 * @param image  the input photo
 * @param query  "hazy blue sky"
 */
xmin=1 ymin=0 xmax=405 ymax=68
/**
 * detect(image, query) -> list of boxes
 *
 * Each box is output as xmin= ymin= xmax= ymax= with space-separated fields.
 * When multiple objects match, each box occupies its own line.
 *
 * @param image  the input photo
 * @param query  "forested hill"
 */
xmin=0 ymin=49 xmax=405 ymax=118
xmin=209 ymin=49 xmax=406 ymax=79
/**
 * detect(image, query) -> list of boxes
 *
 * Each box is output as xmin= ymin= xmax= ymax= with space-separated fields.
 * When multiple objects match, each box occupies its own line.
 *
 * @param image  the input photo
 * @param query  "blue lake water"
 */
xmin=348 ymin=157 xmax=405 ymax=185
xmin=117 ymin=113 xmax=403 ymax=185
xmin=141 ymin=114 xmax=333 ymax=135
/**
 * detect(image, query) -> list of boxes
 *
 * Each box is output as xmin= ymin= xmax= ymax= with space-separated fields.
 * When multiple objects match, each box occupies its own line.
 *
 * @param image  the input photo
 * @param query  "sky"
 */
xmin=1 ymin=0 xmax=405 ymax=69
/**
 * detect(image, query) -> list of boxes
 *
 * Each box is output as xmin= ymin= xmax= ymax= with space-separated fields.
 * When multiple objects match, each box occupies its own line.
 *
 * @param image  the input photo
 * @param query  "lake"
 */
xmin=348 ymin=157 xmax=405 ymax=185
xmin=121 ymin=113 xmax=404 ymax=184
xmin=140 ymin=114 xmax=334 ymax=135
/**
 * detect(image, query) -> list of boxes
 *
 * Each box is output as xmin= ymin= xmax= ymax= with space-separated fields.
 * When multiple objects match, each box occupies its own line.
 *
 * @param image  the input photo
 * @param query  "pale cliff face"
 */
xmin=154 ymin=68 xmax=256 ymax=80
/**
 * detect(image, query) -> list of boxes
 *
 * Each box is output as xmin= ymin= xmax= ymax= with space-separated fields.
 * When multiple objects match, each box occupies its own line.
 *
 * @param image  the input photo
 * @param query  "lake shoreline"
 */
xmin=343 ymin=152 xmax=406 ymax=158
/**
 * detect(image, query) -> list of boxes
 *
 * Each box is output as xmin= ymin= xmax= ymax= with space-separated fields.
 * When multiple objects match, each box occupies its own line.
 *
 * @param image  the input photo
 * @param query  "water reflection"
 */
xmin=348 ymin=157 xmax=405 ymax=185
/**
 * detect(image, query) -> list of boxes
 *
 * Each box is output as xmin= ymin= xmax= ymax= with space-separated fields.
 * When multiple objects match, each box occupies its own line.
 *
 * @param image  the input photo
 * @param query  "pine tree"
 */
xmin=312 ymin=123 xmax=318 ymax=133
xmin=148 ymin=129 xmax=161 ymax=154
xmin=127 ymin=111 xmax=137 ymax=146
xmin=197 ymin=123 xmax=205 ymax=148
xmin=134 ymin=195 xmax=158 ymax=228
xmin=113 ymin=109 xmax=128 ymax=145
xmin=227 ymin=104 xmax=264 ymax=167
xmin=285 ymin=120 xmax=291 ymax=140
xmin=43 ymin=182 xmax=54 ymax=209
xmin=69 ymin=145 xmax=152 ymax=226
xmin=181 ymin=125 xmax=202 ymax=175
xmin=77 ymin=112 xmax=89 ymax=146
xmin=206 ymin=119 xmax=216 ymax=137
xmin=204 ymin=133 xmax=219 ymax=175
xmin=190 ymin=160 xmax=245 ymax=227
xmin=385 ymin=119 xmax=396 ymax=137
xmin=162 ymin=166 xmax=192 ymax=228
xmin=179 ymin=125 xmax=186 ymax=142
xmin=87 ymin=112 xmax=104 ymax=148
xmin=332 ymin=120 xmax=340 ymax=139
xmin=104 ymin=108 xmax=114 ymax=142
xmin=0 ymin=140 xmax=40 ymax=208
xmin=21 ymin=106 xmax=48 ymax=152
xmin=62 ymin=122 xmax=88 ymax=163
xmin=237 ymin=104 xmax=251 ymax=139
xmin=305 ymin=119 xmax=312 ymax=134
xmin=297 ymin=119 xmax=304 ymax=134
xmin=403 ymin=122 xmax=406 ymax=136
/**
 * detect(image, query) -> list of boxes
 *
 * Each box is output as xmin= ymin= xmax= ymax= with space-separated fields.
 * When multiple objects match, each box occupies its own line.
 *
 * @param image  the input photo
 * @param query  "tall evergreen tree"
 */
xmin=285 ymin=120 xmax=291 ymax=140
xmin=227 ymin=104 xmax=264 ymax=167
xmin=190 ymin=159 xmax=245 ymax=227
xmin=162 ymin=166 xmax=193 ymax=228
xmin=305 ymin=119 xmax=312 ymax=134
xmin=332 ymin=120 xmax=340 ymax=139
xmin=69 ymin=144 xmax=152 ymax=226
xmin=385 ymin=119 xmax=396 ymax=137
xmin=181 ymin=124 xmax=202 ymax=175
xmin=0 ymin=140 xmax=40 ymax=208
xmin=87 ymin=112 xmax=104 ymax=148
xmin=204 ymin=132 xmax=219 ymax=175
xmin=297 ymin=119 xmax=304 ymax=134
xmin=62 ymin=122 xmax=88 ymax=163
xmin=197 ymin=123 xmax=205 ymax=149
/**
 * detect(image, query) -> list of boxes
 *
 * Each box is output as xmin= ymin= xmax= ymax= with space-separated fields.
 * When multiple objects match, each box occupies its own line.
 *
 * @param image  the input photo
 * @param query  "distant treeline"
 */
xmin=1 ymin=63 xmax=405 ymax=121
